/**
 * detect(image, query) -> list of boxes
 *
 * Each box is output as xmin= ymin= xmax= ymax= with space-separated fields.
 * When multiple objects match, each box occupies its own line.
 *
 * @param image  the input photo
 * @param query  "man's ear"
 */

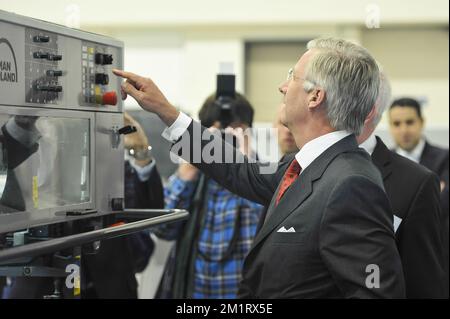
xmin=364 ymin=105 xmax=377 ymax=125
xmin=420 ymin=116 xmax=425 ymax=127
xmin=308 ymin=88 xmax=325 ymax=109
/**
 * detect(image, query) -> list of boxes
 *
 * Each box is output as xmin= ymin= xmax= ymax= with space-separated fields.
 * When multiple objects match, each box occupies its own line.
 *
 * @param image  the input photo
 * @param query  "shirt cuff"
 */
xmin=161 ymin=112 xmax=192 ymax=143
xmin=128 ymin=159 xmax=156 ymax=182
xmin=165 ymin=173 xmax=197 ymax=200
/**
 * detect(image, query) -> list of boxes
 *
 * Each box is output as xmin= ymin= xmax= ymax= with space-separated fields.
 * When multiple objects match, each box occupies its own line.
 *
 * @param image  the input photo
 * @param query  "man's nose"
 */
xmin=278 ymin=80 xmax=288 ymax=94
xmin=399 ymin=124 xmax=409 ymax=135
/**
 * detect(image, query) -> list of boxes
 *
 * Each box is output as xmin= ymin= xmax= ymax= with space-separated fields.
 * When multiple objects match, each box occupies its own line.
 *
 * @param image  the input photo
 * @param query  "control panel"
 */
xmin=25 ymin=28 xmax=62 ymax=104
xmin=0 ymin=10 xmax=123 ymax=113
xmin=0 ymin=10 xmax=125 ymax=231
xmin=81 ymin=42 xmax=117 ymax=106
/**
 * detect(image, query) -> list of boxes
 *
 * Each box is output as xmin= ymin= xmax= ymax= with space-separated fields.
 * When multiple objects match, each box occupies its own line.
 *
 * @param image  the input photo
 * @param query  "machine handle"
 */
xmin=0 ymin=209 xmax=188 ymax=263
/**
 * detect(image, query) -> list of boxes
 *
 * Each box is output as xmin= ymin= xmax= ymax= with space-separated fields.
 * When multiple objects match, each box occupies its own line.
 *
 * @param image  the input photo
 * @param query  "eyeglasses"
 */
xmin=286 ymin=68 xmax=305 ymax=82
xmin=287 ymin=68 xmax=295 ymax=81
xmin=286 ymin=68 xmax=314 ymax=86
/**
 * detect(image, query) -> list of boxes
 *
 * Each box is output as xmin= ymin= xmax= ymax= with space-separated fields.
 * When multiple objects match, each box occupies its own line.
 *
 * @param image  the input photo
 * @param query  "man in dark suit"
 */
xmin=358 ymin=74 xmax=446 ymax=298
xmin=114 ymin=37 xmax=405 ymax=298
xmin=388 ymin=97 xmax=449 ymax=192
xmin=388 ymin=97 xmax=449 ymax=297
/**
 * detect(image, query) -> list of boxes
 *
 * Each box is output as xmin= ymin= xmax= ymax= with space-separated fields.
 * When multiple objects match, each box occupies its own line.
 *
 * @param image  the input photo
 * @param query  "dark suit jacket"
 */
xmin=174 ymin=121 xmax=405 ymax=298
xmin=420 ymin=141 xmax=449 ymax=185
xmin=372 ymin=137 xmax=446 ymax=298
xmin=419 ymin=141 xmax=449 ymax=297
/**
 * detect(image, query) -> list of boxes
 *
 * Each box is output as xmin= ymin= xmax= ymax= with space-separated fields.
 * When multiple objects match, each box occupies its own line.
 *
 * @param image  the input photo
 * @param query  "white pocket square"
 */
xmin=393 ymin=215 xmax=402 ymax=233
xmin=277 ymin=226 xmax=296 ymax=233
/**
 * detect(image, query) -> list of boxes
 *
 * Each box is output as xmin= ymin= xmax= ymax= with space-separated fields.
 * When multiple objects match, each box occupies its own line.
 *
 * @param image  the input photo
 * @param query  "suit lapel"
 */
xmin=250 ymin=134 xmax=359 ymax=251
xmin=251 ymin=170 xmax=313 ymax=249
xmin=419 ymin=141 xmax=434 ymax=170
xmin=371 ymin=136 xmax=393 ymax=181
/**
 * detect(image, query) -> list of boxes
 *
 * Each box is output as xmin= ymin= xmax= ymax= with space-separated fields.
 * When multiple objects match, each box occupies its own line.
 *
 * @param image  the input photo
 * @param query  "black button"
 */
xmin=95 ymin=53 xmax=113 ymax=65
xmin=95 ymin=73 xmax=109 ymax=85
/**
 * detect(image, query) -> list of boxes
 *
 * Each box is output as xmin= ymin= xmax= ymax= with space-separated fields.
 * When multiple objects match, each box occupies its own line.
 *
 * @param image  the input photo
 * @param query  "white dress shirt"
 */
xmin=359 ymin=133 xmax=377 ymax=156
xmin=294 ymin=130 xmax=352 ymax=174
xmin=395 ymin=138 xmax=425 ymax=163
xmin=161 ymin=112 xmax=351 ymax=175
xmin=161 ymin=112 xmax=193 ymax=143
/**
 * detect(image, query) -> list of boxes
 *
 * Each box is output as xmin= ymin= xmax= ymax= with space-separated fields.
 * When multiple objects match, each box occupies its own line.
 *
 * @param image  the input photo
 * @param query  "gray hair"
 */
xmin=372 ymin=69 xmax=392 ymax=127
xmin=304 ymin=38 xmax=380 ymax=135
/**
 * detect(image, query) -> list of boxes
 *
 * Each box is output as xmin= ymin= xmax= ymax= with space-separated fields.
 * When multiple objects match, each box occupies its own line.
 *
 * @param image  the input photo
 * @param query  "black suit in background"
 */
xmin=371 ymin=137 xmax=446 ymax=298
xmin=419 ymin=141 xmax=449 ymax=297
xmin=419 ymin=141 xmax=449 ymax=186
xmin=174 ymin=121 xmax=405 ymax=298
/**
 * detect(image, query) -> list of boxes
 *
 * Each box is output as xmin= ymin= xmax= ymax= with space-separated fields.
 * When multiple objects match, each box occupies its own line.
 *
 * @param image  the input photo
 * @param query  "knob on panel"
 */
xmin=47 ymin=54 xmax=62 ymax=61
xmin=46 ymin=70 xmax=63 ymax=77
xmin=33 ymin=35 xmax=50 ymax=43
xmin=33 ymin=51 xmax=49 ymax=59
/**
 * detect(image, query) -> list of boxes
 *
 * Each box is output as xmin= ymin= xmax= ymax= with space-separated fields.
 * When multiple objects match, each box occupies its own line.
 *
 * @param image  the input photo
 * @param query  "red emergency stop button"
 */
xmin=102 ymin=91 xmax=117 ymax=105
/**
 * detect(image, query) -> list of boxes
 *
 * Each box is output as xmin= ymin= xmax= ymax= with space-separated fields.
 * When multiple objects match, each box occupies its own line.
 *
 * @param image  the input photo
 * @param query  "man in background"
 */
xmin=389 ymin=97 xmax=449 ymax=296
xmin=359 ymin=74 xmax=446 ymax=298
xmin=389 ymin=97 xmax=449 ymax=191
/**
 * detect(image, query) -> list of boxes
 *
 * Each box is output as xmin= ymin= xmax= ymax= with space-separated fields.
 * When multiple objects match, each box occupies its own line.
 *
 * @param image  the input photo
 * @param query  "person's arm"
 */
xmin=319 ymin=175 xmax=406 ymax=298
xmin=113 ymin=70 xmax=281 ymax=206
xmin=397 ymin=173 xmax=446 ymax=298
xmin=151 ymin=173 xmax=198 ymax=241
xmin=169 ymin=119 xmax=282 ymax=206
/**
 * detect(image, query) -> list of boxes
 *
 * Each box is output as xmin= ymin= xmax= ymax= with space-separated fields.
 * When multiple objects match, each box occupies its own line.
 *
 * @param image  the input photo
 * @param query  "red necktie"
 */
xmin=276 ymin=159 xmax=301 ymax=205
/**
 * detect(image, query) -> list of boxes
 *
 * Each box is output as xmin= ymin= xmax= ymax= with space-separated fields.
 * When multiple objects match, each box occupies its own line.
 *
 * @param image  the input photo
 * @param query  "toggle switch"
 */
xmin=35 ymin=84 xmax=62 ymax=92
xmin=35 ymin=84 xmax=50 ymax=91
xmin=33 ymin=51 xmax=49 ymax=59
xmin=46 ymin=70 xmax=63 ymax=77
xmin=47 ymin=54 xmax=62 ymax=61
xmin=33 ymin=35 xmax=50 ymax=43
xmin=48 ymin=85 xmax=63 ymax=92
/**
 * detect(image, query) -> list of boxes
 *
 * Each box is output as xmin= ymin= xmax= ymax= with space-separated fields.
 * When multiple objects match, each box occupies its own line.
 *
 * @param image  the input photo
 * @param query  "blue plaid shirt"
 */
xmin=159 ymin=174 xmax=264 ymax=299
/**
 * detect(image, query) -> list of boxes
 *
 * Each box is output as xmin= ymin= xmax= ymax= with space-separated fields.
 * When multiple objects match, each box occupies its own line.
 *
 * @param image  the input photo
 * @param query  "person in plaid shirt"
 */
xmin=153 ymin=93 xmax=265 ymax=299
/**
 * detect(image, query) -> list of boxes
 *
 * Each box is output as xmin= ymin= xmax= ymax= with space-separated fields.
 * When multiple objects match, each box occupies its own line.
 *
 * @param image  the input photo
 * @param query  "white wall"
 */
xmin=1 ymin=0 xmax=448 ymax=26
xmin=181 ymin=39 xmax=244 ymax=116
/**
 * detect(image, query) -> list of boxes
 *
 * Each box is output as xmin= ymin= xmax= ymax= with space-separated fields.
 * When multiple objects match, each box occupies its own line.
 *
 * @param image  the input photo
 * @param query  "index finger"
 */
xmin=112 ymin=69 xmax=143 ymax=83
